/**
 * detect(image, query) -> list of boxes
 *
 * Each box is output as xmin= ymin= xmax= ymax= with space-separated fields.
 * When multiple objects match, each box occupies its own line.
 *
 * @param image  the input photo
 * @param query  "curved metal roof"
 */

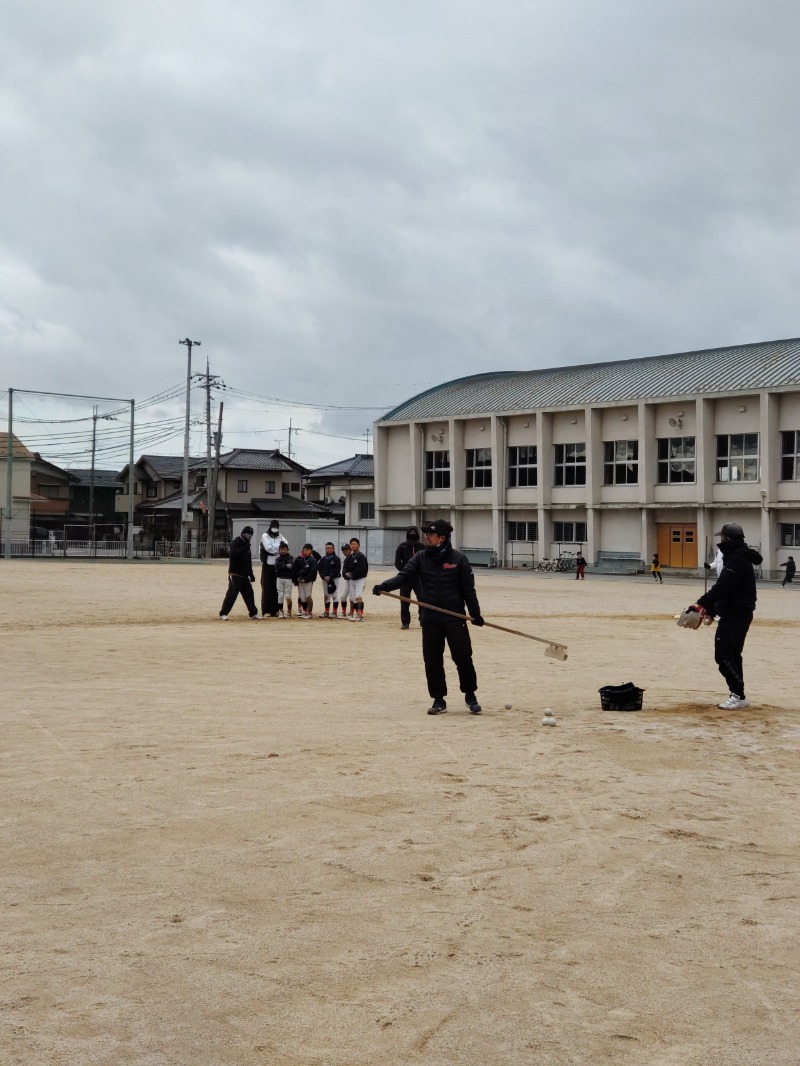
xmin=378 ymin=337 xmax=800 ymax=422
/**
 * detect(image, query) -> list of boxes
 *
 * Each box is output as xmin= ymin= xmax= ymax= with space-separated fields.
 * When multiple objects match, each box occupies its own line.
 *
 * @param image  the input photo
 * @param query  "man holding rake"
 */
xmin=373 ymin=519 xmax=485 ymax=715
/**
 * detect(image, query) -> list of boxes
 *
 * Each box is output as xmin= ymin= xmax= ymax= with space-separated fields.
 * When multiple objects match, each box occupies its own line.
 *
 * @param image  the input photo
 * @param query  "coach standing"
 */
xmin=685 ymin=522 xmax=762 ymax=709
xmin=219 ymin=526 xmax=259 ymax=620
xmin=373 ymin=519 xmax=485 ymax=715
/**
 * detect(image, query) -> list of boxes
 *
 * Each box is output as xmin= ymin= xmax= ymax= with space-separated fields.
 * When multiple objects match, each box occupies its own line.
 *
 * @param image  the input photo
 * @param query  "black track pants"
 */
xmin=714 ymin=611 xmax=753 ymax=699
xmin=261 ymin=563 xmax=279 ymax=616
xmin=221 ymin=574 xmax=257 ymax=617
xmin=421 ymin=620 xmax=478 ymax=700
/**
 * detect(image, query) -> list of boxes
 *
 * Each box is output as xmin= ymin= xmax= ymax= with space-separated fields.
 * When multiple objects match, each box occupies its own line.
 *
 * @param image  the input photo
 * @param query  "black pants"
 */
xmin=421 ymin=620 xmax=478 ymax=700
xmin=714 ymin=611 xmax=752 ymax=698
xmin=261 ymin=563 xmax=279 ymax=616
xmin=221 ymin=574 xmax=257 ymax=617
xmin=399 ymin=583 xmax=419 ymax=626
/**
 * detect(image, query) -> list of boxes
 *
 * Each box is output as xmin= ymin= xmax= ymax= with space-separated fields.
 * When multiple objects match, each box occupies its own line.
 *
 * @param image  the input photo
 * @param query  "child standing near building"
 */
xmin=317 ymin=541 xmax=342 ymax=618
xmin=342 ymin=536 xmax=369 ymax=620
xmin=274 ymin=541 xmax=295 ymax=618
xmin=651 ymin=554 xmax=663 ymax=583
xmin=293 ymin=543 xmax=319 ymax=618
xmin=338 ymin=543 xmax=352 ymax=619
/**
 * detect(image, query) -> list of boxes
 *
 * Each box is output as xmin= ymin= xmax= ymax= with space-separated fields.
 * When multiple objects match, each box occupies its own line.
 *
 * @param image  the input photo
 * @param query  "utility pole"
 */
xmin=206 ymin=402 xmax=223 ymax=560
xmin=363 ymin=428 xmax=372 ymax=453
xmin=195 ymin=360 xmax=223 ymax=554
xmin=179 ymin=338 xmax=200 ymax=559
xmin=287 ymin=418 xmax=293 ymax=459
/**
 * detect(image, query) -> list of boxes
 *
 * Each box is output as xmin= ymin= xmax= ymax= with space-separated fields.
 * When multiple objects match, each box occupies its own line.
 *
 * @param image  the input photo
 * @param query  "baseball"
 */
xmin=542 ymin=716 xmax=556 ymax=727
xmin=504 ymin=702 xmax=512 ymax=710
xmin=543 ymin=708 xmax=555 ymax=717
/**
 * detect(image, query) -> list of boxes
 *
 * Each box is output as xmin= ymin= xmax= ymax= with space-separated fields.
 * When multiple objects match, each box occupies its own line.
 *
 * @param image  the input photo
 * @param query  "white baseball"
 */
xmin=542 ymin=716 xmax=556 ymax=726
xmin=543 ymin=708 xmax=556 ymax=717
xmin=504 ymin=702 xmax=512 ymax=710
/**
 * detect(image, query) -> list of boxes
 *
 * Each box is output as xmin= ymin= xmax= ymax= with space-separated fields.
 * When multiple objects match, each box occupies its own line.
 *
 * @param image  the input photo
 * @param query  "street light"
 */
xmin=179 ymin=338 xmax=201 ymax=558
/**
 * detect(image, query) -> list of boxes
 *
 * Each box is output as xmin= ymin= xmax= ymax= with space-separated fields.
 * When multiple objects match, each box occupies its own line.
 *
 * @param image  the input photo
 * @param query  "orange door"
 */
xmin=657 ymin=524 xmax=698 ymax=568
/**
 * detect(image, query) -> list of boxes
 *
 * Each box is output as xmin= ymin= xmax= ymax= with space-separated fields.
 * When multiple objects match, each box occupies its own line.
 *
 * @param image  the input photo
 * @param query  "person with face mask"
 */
xmin=219 ymin=526 xmax=259 ymax=620
xmin=259 ymin=520 xmax=289 ymax=617
xmin=394 ymin=526 xmax=423 ymax=629
xmin=373 ymin=519 xmax=485 ymax=715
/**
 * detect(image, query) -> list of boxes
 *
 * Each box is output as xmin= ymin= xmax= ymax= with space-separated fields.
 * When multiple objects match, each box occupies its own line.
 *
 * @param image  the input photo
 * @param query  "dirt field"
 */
xmin=2 ymin=560 xmax=798 ymax=1065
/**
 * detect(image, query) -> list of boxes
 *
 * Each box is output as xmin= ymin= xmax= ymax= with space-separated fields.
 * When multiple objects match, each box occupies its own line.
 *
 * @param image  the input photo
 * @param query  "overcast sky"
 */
xmin=1 ymin=0 xmax=799 ymax=470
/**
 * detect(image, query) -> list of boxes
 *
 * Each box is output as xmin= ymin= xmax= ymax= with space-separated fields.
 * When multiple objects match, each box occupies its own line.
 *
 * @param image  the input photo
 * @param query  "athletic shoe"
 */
xmin=278 ymin=612 xmax=286 ymax=619
xmin=249 ymin=614 xmax=259 ymax=620
xmin=718 ymin=694 xmax=750 ymax=709
xmin=219 ymin=615 xmax=228 ymax=620
xmin=401 ymin=624 xmax=410 ymax=630
xmin=428 ymin=699 xmax=447 ymax=715
xmin=465 ymin=693 xmax=482 ymax=714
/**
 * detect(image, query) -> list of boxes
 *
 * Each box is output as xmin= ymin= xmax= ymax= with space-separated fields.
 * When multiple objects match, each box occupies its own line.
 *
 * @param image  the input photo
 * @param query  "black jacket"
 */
xmin=274 ymin=553 xmax=295 ymax=579
xmin=318 ymin=553 xmax=342 ymax=580
xmin=343 ymin=550 xmax=368 ymax=580
xmin=293 ymin=553 xmax=318 ymax=584
xmin=697 ymin=540 xmax=762 ymax=617
xmin=228 ymin=535 xmax=255 ymax=579
xmin=380 ymin=541 xmax=480 ymax=624
xmin=395 ymin=538 xmax=423 ymax=571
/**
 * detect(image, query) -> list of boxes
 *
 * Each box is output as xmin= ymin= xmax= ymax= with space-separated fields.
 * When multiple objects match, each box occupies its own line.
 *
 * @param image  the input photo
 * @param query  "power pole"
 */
xmin=287 ymin=418 xmax=293 ymax=459
xmin=179 ymin=338 xmax=201 ymax=559
xmin=195 ymin=359 xmax=223 ymax=553
xmin=206 ymin=402 xmax=223 ymax=560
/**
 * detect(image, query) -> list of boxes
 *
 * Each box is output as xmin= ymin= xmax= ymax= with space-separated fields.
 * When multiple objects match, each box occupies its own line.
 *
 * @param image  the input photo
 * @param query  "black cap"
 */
xmin=423 ymin=519 xmax=453 ymax=537
xmin=242 ymin=526 xmax=254 ymax=536
xmin=715 ymin=522 xmax=745 ymax=540
xmin=341 ymin=543 xmax=351 ymax=551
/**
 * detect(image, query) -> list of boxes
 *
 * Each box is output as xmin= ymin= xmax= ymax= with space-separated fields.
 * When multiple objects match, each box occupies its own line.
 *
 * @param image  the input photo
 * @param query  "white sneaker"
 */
xmin=219 ymin=615 xmax=228 ymax=620
xmin=718 ymin=694 xmax=750 ymax=709
xmin=278 ymin=612 xmax=286 ymax=619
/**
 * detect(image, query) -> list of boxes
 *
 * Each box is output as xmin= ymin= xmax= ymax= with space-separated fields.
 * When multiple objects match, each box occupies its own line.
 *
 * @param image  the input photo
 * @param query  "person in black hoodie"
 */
xmin=219 ymin=526 xmax=259 ymax=620
xmin=372 ymin=519 xmax=485 ymax=715
xmin=684 ymin=522 xmax=762 ymax=709
xmin=394 ymin=526 xmax=422 ymax=629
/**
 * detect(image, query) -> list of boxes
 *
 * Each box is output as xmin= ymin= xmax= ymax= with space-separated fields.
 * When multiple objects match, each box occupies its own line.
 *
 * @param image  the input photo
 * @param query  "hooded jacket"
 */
xmin=395 ymin=529 xmax=422 ymax=571
xmin=228 ymin=535 xmax=255 ymax=579
xmin=260 ymin=530 xmax=288 ymax=564
xmin=380 ymin=539 xmax=480 ymax=624
xmin=697 ymin=539 xmax=762 ymax=617
xmin=318 ymin=552 xmax=342 ymax=580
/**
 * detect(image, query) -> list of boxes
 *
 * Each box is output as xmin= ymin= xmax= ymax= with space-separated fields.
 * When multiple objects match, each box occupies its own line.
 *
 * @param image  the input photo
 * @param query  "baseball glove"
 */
xmin=677 ymin=605 xmax=706 ymax=629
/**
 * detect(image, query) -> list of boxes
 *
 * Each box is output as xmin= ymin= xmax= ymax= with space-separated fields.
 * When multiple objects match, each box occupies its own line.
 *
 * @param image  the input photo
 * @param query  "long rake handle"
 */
xmin=377 ymin=590 xmax=568 ymax=653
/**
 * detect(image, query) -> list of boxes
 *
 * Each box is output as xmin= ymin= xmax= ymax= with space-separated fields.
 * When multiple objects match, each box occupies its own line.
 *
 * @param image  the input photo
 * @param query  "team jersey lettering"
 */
xmin=443 ymin=563 xmax=457 ymax=568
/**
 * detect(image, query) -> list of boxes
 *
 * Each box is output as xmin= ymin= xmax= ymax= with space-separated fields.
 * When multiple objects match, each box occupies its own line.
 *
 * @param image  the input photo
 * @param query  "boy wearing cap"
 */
xmin=372 ymin=519 xmax=485 ymax=715
xmin=219 ymin=526 xmax=259 ymax=620
xmin=683 ymin=522 xmax=762 ymax=709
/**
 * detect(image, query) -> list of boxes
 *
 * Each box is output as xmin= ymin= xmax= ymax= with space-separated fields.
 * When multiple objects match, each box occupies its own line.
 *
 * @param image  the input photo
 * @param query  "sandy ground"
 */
xmin=1 ymin=559 xmax=798 ymax=1066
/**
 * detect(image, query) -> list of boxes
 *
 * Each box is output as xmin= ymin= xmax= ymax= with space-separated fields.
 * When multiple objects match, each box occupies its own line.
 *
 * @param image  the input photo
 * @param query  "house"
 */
xmin=65 ymin=469 xmax=124 ymax=527
xmin=0 ymin=433 xmax=37 ymax=544
xmin=373 ymin=337 xmax=800 ymax=576
xmin=304 ymin=454 xmax=375 ymax=527
xmin=116 ymin=448 xmax=324 ymax=543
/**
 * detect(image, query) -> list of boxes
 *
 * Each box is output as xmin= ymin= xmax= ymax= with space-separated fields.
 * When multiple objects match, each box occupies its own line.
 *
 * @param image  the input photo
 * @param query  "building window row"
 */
xmin=425 ymin=431 xmax=794 ymax=490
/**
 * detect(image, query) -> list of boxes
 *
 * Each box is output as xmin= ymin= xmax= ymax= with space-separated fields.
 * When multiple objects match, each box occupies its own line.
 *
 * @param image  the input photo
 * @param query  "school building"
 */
xmin=373 ymin=337 xmax=800 ymax=576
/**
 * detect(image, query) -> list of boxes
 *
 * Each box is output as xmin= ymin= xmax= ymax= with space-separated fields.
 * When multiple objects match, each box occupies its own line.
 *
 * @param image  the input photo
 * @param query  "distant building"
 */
xmin=374 ymin=337 xmax=800 ymax=575
xmin=304 ymin=454 xmax=375 ymax=527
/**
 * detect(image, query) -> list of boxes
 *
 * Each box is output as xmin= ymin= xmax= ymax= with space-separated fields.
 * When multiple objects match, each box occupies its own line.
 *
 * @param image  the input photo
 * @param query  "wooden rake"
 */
xmin=377 ymin=590 xmax=568 ymax=661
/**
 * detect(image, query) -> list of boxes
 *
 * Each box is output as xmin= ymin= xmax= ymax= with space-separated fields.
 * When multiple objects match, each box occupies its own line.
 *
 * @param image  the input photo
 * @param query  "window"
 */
xmin=507 ymin=521 xmax=538 ymax=541
xmin=780 ymin=523 xmax=800 ymax=546
xmin=38 ymin=483 xmax=63 ymax=499
xmin=466 ymin=448 xmax=492 ymax=488
xmin=781 ymin=431 xmax=800 ymax=480
xmin=553 ymin=521 xmax=587 ymax=543
xmin=554 ymin=443 xmax=586 ymax=486
xmin=603 ymin=440 xmax=638 ymax=485
xmin=237 ymin=479 xmax=248 ymax=493
xmin=358 ymin=501 xmax=375 ymax=520
xmin=508 ymin=445 xmax=537 ymax=487
xmin=265 ymin=480 xmax=276 ymax=494
xmin=289 ymin=482 xmax=300 ymax=493
xmin=716 ymin=433 xmax=759 ymax=482
xmin=425 ymin=450 xmax=450 ymax=489
xmin=146 ymin=483 xmax=158 ymax=499
xmin=657 ymin=437 xmax=695 ymax=483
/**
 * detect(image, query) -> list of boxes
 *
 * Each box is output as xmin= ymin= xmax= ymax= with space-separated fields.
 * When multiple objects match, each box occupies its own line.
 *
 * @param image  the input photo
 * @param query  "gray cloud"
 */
xmin=2 ymin=0 xmax=799 ymax=468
